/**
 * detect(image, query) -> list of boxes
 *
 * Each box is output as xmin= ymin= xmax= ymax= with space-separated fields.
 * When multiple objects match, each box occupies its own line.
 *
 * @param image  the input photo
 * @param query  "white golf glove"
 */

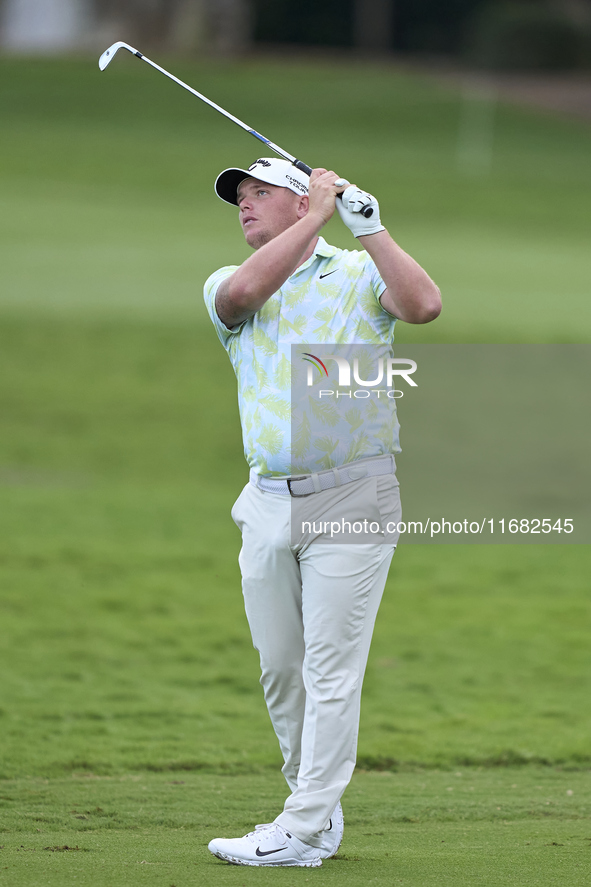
xmin=336 ymin=184 xmax=385 ymax=238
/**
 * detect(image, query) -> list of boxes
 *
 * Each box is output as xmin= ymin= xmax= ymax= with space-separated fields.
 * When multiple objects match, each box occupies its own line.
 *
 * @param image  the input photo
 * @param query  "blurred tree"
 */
xmin=464 ymin=0 xmax=590 ymax=70
xmin=207 ymin=0 xmax=253 ymax=55
xmin=393 ymin=0 xmax=487 ymax=54
xmin=92 ymin=0 xmax=253 ymax=55
xmin=251 ymin=0 xmax=589 ymax=68
xmin=561 ymin=0 xmax=591 ymax=27
xmin=353 ymin=0 xmax=395 ymax=51
xmin=251 ymin=0 xmax=486 ymax=53
xmin=253 ymin=0 xmax=354 ymax=47
xmin=4 ymin=0 xmax=584 ymax=65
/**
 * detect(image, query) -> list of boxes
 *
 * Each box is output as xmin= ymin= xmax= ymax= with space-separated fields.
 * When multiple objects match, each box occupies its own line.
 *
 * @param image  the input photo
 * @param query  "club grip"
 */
xmin=293 ymin=160 xmax=313 ymax=176
xmin=293 ymin=159 xmax=374 ymax=218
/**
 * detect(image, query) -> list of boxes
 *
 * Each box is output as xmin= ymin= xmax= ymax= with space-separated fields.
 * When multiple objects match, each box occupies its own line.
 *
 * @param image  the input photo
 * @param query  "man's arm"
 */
xmin=215 ymin=170 xmax=342 ymax=329
xmin=336 ymin=185 xmax=441 ymax=324
xmin=359 ymin=230 xmax=442 ymax=324
xmin=215 ymin=212 xmax=323 ymax=328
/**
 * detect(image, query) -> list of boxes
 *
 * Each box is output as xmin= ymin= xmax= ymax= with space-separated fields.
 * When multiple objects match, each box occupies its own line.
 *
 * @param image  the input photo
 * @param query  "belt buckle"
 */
xmin=347 ymin=465 xmax=369 ymax=480
xmin=287 ymin=476 xmax=313 ymax=498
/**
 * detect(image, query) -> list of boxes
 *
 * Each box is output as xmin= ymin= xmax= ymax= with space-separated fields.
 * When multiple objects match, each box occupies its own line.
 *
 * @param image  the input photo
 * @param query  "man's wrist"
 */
xmin=357 ymin=226 xmax=386 ymax=241
xmin=302 ymin=209 xmax=328 ymax=233
xmin=358 ymin=229 xmax=389 ymax=243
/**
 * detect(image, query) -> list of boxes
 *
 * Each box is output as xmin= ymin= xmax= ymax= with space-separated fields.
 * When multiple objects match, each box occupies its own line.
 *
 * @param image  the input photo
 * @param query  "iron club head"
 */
xmin=99 ymin=41 xmax=141 ymax=71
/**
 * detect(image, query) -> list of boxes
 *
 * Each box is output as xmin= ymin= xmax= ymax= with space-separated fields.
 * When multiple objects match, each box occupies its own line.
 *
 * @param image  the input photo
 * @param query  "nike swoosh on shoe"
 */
xmin=255 ymin=846 xmax=285 ymax=857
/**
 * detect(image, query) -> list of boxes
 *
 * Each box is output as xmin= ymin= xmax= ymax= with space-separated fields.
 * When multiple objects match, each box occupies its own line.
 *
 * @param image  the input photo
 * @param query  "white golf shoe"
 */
xmin=208 ymin=822 xmax=322 ymax=867
xmin=319 ymin=801 xmax=344 ymax=859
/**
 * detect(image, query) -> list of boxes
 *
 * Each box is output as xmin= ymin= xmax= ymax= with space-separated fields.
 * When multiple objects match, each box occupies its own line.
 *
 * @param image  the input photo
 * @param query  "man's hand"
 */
xmin=308 ymin=168 xmax=348 ymax=226
xmin=336 ymin=185 xmax=385 ymax=238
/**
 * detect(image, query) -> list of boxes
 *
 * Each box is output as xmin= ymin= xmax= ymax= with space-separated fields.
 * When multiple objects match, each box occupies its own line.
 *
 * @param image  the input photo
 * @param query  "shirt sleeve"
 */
xmin=369 ymin=259 xmax=387 ymax=301
xmin=364 ymin=252 xmax=397 ymax=322
xmin=203 ymin=265 xmax=246 ymax=347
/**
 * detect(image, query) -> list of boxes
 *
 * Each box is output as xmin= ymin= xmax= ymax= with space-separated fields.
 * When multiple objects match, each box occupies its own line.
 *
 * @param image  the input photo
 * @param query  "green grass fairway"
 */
xmin=1 ymin=54 xmax=590 ymax=884
xmin=1 ymin=316 xmax=590 ymax=778
xmin=1 ymin=769 xmax=590 ymax=886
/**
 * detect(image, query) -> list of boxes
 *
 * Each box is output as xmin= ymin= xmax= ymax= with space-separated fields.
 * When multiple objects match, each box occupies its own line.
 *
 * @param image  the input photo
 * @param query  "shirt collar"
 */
xmin=314 ymin=236 xmax=339 ymax=258
xmin=292 ymin=236 xmax=338 ymax=276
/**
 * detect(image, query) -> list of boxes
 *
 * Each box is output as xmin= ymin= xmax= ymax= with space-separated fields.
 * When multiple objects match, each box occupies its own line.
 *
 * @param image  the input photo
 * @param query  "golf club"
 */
xmin=98 ymin=41 xmax=373 ymax=217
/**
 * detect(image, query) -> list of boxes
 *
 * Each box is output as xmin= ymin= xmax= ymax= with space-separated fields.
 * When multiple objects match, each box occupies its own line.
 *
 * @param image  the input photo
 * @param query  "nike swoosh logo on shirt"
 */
xmin=319 ymin=270 xmax=337 ymax=279
xmin=255 ymin=846 xmax=285 ymax=857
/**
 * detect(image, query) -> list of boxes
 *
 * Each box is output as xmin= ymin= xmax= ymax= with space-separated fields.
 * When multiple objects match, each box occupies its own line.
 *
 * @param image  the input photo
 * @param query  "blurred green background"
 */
xmin=1 ymin=1 xmax=590 ymax=876
xmin=1 ymin=48 xmax=590 ymax=781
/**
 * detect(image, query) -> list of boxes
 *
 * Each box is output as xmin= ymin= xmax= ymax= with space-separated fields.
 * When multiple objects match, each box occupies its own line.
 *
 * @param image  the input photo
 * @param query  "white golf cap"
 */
xmin=215 ymin=158 xmax=309 ymax=206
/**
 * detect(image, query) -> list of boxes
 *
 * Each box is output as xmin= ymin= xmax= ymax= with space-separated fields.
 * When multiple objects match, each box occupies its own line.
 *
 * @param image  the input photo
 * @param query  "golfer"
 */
xmin=204 ymin=158 xmax=441 ymax=867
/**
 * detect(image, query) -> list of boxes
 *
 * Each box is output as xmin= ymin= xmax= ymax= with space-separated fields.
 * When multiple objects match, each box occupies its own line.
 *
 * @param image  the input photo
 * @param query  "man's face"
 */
xmin=237 ymin=177 xmax=306 ymax=249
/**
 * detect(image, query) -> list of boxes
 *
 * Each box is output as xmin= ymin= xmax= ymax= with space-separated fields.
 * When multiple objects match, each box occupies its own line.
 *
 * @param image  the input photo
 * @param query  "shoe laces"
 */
xmin=251 ymin=823 xmax=290 ymax=844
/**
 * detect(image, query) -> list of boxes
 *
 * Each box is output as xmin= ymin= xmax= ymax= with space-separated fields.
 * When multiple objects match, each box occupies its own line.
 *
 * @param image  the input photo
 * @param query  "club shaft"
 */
xmin=134 ymin=50 xmax=298 ymax=166
xmin=103 ymin=43 xmax=373 ymax=213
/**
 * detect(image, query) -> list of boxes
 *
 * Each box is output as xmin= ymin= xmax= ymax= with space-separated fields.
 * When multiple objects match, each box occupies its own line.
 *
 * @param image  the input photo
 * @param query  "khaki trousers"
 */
xmin=231 ymin=473 xmax=401 ymax=845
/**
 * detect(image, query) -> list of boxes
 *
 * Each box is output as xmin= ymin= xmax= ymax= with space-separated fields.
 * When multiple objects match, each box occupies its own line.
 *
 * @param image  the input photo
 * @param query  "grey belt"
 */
xmin=249 ymin=454 xmax=396 ymax=498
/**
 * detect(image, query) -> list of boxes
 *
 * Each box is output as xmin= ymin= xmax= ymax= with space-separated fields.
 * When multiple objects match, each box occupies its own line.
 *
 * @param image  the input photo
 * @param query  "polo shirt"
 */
xmin=204 ymin=236 xmax=400 ymax=476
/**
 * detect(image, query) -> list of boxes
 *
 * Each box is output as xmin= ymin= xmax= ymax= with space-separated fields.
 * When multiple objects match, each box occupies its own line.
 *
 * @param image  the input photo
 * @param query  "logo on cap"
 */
xmin=249 ymin=159 xmax=271 ymax=171
xmin=285 ymin=174 xmax=307 ymax=194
